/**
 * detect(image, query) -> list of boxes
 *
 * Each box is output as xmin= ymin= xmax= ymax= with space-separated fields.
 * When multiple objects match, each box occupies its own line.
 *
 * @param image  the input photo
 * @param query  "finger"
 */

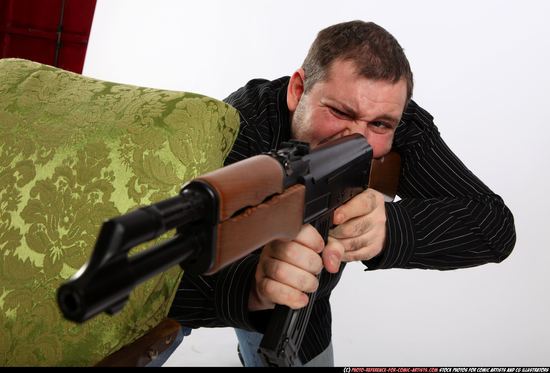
xmin=333 ymin=189 xmax=380 ymax=225
xmin=322 ymin=237 xmax=345 ymax=273
xmin=332 ymin=237 xmax=360 ymax=251
xmin=342 ymin=245 xmax=380 ymax=262
xmin=256 ymin=276 xmax=310 ymax=309
xmin=329 ymin=214 xmax=371 ymax=240
xmin=337 ymin=233 xmax=385 ymax=262
xmin=293 ymin=224 xmax=325 ymax=254
xmin=261 ymin=256 xmax=320 ymax=293
xmin=270 ymin=240 xmax=324 ymax=275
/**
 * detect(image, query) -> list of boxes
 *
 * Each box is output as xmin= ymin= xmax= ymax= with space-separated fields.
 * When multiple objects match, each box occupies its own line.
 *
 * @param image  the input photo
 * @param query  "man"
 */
xmin=168 ymin=20 xmax=516 ymax=366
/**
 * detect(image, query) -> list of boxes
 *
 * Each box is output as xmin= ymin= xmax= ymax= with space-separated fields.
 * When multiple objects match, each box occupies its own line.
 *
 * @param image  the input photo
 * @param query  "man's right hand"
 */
xmin=248 ymin=224 xmax=344 ymax=311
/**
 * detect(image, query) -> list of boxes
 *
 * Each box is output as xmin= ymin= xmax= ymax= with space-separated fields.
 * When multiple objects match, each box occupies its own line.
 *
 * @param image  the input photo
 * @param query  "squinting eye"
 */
xmin=329 ymin=107 xmax=351 ymax=119
xmin=369 ymin=122 xmax=393 ymax=133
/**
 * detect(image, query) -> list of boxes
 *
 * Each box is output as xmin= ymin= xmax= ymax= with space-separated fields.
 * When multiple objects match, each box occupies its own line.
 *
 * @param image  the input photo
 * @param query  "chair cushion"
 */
xmin=0 ymin=58 xmax=239 ymax=366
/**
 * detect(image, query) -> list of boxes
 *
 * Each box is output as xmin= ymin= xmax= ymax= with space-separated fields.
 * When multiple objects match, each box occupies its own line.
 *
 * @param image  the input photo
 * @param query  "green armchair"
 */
xmin=0 ymin=58 xmax=239 ymax=366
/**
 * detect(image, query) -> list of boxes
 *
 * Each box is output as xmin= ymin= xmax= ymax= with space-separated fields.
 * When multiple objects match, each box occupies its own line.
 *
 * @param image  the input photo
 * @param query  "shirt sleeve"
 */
xmin=169 ymin=250 xmax=263 ymax=331
xmin=363 ymin=101 xmax=516 ymax=270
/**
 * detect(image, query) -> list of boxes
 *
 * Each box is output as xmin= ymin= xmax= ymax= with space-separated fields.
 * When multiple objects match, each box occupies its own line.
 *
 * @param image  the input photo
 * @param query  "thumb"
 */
xmin=322 ymin=237 xmax=345 ymax=273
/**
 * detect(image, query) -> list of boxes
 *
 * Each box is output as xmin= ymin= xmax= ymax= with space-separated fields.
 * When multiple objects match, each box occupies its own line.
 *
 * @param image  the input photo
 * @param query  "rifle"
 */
xmin=56 ymin=133 xmax=400 ymax=364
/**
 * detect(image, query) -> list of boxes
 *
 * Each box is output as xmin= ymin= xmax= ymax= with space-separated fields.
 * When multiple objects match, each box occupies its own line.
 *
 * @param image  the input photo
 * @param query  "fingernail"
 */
xmin=335 ymin=213 xmax=343 ymax=224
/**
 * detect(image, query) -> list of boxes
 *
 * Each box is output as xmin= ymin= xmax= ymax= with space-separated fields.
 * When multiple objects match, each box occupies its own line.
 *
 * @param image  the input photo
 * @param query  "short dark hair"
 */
xmin=301 ymin=20 xmax=413 ymax=102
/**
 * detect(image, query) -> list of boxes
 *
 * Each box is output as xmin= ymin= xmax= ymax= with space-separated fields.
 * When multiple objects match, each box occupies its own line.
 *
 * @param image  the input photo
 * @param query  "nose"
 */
xmin=343 ymin=121 xmax=368 ymax=138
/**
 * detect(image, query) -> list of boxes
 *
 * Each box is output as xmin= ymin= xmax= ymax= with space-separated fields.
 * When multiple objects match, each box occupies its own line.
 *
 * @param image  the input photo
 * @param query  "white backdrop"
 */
xmin=84 ymin=0 xmax=550 ymax=367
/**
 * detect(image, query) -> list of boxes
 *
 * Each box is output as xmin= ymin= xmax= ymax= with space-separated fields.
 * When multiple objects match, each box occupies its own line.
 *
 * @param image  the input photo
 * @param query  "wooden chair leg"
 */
xmin=95 ymin=318 xmax=182 ymax=367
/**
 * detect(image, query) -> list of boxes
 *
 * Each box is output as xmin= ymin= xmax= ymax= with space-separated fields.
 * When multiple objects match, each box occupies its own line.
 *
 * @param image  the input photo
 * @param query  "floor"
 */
xmin=162 ymin=326 xmax=242 ymax=367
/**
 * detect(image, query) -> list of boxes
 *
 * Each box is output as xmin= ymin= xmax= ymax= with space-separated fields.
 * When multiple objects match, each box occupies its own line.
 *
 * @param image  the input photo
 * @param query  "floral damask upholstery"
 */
xmin=0 ymin=58 xmax=239 ymax=366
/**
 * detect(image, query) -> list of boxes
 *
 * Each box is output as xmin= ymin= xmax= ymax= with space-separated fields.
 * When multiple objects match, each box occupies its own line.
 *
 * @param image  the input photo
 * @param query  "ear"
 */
xmin=287 ymin=68 xmax=306 ymax=113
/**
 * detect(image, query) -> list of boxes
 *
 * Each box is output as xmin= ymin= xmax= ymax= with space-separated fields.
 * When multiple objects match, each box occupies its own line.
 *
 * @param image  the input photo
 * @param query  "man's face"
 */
xmin=288 ymin=59 xmax=408 ymax=159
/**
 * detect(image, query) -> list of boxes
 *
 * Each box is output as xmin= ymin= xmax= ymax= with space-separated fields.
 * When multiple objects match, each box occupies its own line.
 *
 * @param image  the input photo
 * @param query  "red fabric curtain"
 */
xmin=0 ymin=0 xmax=97 ymax=73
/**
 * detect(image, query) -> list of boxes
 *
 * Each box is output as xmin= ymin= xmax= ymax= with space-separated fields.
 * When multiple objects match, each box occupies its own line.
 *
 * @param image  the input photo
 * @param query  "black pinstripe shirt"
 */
xmin=169 ymin=77 xmax=516 ymax=363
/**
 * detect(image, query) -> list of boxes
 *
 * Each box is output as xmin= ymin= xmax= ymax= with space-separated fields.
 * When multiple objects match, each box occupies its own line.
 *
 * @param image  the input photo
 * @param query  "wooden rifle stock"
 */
xmin=369 ymin=152 xmax=401 ymax=200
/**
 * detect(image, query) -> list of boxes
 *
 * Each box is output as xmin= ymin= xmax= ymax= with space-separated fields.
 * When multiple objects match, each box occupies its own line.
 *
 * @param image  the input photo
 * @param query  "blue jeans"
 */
xmin=146 ymin=326 xmax=191 ymax=367
xmin=235 ymin=328 xmax=334 ymax=367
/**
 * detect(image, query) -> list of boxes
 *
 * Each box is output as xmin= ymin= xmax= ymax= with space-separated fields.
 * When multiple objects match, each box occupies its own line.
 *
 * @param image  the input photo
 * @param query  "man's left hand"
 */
xmin=329 ymin=188 xmax=387 ymax=262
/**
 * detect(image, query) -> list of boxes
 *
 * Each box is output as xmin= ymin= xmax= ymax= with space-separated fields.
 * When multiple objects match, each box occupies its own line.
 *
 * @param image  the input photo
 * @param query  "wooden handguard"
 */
xmin=195 ymin=155 xmax=305 ymax=274
xmin=212 ymin=185 xmax=305 ymax=273
xmin=196 ymin=155 xmax=286 ymax=221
